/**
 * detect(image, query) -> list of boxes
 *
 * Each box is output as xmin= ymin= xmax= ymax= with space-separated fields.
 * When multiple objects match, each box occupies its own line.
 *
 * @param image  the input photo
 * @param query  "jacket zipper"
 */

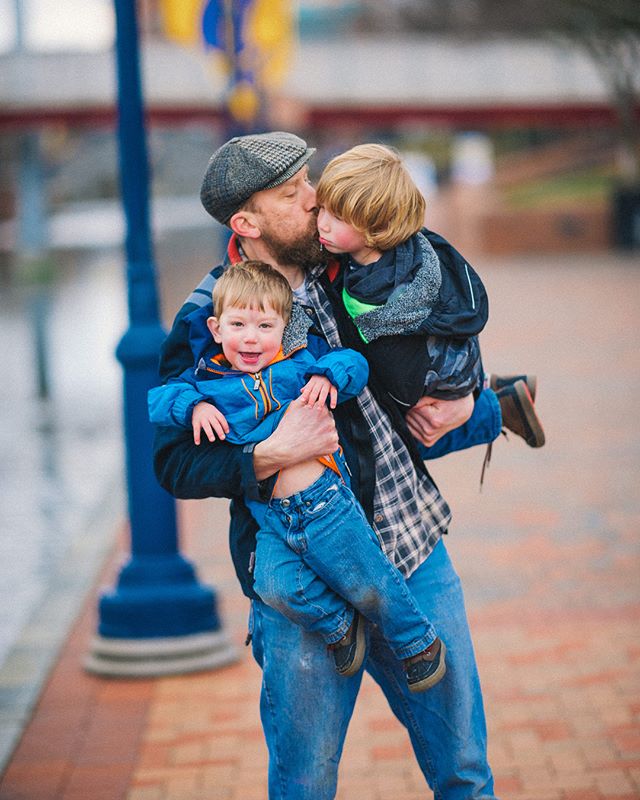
xmin=252 ymin=372 xmax=272 ymax=417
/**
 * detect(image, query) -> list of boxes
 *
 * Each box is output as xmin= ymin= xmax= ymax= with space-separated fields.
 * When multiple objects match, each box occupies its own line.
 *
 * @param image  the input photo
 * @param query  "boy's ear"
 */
xmin=207 ymin=316 xmax=223 ymax=344
xmin=229 ymin=210 xmax=261 ymax=239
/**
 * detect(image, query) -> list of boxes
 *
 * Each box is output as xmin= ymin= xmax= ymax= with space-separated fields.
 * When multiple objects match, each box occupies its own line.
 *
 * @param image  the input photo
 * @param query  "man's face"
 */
xmin=250 ymin=167 xmax=326 ymax=271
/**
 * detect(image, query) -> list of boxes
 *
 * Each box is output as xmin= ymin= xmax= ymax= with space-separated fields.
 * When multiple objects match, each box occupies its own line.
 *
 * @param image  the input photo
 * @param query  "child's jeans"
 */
xmin=252 ymin=466 xmax=437 ymax=659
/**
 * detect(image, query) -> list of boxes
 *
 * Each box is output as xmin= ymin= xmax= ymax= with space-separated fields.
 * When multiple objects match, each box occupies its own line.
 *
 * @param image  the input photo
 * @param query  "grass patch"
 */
xmin=505 ymin=170 xmax=615 ymax=210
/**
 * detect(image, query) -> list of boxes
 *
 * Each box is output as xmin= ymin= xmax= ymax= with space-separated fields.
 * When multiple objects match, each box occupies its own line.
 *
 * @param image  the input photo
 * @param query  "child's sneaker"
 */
xmin=496 ymin=379 xmax=545 ymax=448
xmin=405 ymin=637 xmax=447 ymax=693
xmin=329 ymin=613 xmax=366 ymax=677
xmin=489 ymin=373 xmax=537 ymax=402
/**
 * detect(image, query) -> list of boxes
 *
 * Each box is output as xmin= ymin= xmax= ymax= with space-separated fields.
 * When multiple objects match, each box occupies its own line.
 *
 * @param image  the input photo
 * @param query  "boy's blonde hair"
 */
xmin=316 ymin=143 xmax=426 ymax=251
xmin=212 ymin=260 xmax=293 ymax=323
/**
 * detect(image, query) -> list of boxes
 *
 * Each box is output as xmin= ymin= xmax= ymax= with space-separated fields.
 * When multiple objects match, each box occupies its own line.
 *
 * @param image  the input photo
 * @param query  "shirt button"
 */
xmin=282 ymin=499 xmax=290 ymax=507
xmin=374 ymin=514 xmax=383 ymax=523
xmin=305 ymin=307 xmax=314 ymax=316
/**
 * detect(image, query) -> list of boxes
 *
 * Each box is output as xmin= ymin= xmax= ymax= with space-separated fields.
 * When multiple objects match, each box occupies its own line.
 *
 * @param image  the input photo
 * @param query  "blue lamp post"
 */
xmin=85 ymin=0 xmax=236 ymax=676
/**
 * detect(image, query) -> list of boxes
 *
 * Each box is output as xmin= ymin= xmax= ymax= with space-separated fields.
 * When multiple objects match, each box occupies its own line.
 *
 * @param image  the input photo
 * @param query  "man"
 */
xmin=153 ymin=131 xmax=499 ymax=799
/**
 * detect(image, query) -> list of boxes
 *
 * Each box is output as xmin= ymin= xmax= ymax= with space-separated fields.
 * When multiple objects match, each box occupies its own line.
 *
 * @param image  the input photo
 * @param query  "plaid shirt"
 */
xmin=305 ymin=268 xmax=452 ymax=578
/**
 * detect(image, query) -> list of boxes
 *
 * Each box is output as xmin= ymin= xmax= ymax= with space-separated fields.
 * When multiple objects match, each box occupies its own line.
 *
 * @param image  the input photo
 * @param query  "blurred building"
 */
xmin=0 ymin=0 xmax=637 ymax=260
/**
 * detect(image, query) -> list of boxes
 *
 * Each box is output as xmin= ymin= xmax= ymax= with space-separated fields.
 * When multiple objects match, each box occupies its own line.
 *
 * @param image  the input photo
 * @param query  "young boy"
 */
xmin=149 ymin=260 xmax=447 ymax=693
xmin=316 ymin=143 xmax=545 ymax=450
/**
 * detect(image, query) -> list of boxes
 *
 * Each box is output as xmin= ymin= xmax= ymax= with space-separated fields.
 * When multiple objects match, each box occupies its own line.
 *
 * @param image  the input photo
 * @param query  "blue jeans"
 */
xmin=250 ymin=539 xmax=497 ymax=800
xmin=422 ymin=388 xmax=502 ymax=461
xmin=253 ymin=467 xmax=437 ymax=658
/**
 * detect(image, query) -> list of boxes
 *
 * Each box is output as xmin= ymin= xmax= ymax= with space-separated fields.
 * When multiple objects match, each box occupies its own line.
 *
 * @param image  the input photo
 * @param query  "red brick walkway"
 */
xmin=1 ymin=254 xmax=639 ymax=800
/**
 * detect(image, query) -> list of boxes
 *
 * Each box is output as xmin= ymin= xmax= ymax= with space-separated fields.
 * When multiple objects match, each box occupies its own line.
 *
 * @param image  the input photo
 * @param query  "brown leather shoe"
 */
xmin=496 ymin=379 xmax=545 ymax=447
xmin=489 ymin=373 xmax=537 ymax=402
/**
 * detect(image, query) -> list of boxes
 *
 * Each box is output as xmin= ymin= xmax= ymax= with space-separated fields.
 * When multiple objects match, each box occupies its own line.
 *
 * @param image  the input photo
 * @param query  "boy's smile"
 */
xmin=207 ymin=303 xmax=286 ymax=374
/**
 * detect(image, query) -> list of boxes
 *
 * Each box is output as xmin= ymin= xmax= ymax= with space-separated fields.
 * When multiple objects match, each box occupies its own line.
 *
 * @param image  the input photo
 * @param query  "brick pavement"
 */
xmin=1 ymin=253 xmax=639 ymax=800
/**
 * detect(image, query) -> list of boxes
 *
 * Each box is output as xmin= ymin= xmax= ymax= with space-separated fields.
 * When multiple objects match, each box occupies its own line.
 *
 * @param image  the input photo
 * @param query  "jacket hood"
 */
xmin=352 ymin=230 xmax=488 ymax=343
xmin=422 ymin=228 xmax=488 ymax=338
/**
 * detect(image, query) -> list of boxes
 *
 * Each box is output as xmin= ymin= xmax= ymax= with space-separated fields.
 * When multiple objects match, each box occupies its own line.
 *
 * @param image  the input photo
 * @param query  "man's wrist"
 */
xmin=250 ymin=440 xmax=281 ymax=483
xmin=242 ymin=442 xmax=275 ymax=501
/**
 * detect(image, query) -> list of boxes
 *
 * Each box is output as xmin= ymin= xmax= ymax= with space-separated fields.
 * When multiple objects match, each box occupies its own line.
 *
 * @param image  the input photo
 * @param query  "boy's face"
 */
xmin=317 ymin=207 xmax=375 ymax=264
xmin=207 ymin=302 xmax=286 ymax=373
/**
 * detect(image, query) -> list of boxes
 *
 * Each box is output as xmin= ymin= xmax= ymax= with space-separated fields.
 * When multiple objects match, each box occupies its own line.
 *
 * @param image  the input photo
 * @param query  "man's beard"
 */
xmin=260 ymin=217 xmax=328 ymax=273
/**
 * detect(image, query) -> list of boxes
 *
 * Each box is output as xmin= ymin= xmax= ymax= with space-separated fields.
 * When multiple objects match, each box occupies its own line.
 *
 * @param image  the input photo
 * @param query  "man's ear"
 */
xmin=207 ymin=316 xmax=223 ymax=344
xmin=229 ymin=210 xmax=260 ymax=239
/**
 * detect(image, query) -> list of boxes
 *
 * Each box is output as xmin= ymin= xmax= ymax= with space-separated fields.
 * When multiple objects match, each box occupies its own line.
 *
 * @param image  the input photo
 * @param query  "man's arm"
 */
xmin=154 ymin=396 xmax=341 ymax=496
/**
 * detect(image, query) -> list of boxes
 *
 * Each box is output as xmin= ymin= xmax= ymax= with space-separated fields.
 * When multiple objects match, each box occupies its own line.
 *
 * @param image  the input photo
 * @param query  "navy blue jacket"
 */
xmin=343 ymin=229 xmax=488 ymax=407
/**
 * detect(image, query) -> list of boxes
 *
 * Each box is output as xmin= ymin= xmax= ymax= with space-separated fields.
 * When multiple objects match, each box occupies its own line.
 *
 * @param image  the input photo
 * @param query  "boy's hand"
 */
xmin=300 ymin=375 xmax=338 ymax=409
xmin=192 ymin=401 xmax=230 ymax=445
xmin=406 ymin=393 xmax=474 ymax=447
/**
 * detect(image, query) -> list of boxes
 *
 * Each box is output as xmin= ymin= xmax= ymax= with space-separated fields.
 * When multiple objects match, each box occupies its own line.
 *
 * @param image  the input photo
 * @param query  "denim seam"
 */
xmin=373 ymin=653 xmax=439 ymax=795
xmin=369 ymin=544 xmax=438 ymax=658
xmin=293 ymin=559 xmax=354 ymax=643
xmin=251 ymin=603 xmax=288 ymax=799
xmin=262 ymin=680 xmax=288 ymax=798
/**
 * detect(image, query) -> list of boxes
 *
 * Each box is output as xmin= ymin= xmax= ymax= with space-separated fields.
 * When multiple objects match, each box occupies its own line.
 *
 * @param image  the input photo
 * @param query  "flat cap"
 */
xmin=200 ymin=131 xmax=316 ymax=225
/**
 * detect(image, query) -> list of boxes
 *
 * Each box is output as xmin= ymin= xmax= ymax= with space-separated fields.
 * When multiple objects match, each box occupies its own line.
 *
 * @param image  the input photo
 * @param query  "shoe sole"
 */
xmin=336 ymin=615 xmax=366 ymax=677
xmin=513 ymin=381 xmax=545 ymax=448
xmin=490 ymin=374 xmax=537 ymax=403
xmin=408 ymin=641 xmax=447 ymax=693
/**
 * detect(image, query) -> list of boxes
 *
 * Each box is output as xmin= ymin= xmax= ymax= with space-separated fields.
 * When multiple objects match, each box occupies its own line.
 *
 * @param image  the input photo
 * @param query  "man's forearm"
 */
xmin=253 ymin=437 xmax=289 ymax=482
xmin=153 ymin=426 xmax=245 ymax=500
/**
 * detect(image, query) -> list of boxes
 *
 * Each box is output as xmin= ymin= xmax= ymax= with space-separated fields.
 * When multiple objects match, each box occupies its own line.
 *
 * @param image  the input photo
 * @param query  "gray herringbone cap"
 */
xmin=200 ymin=131 xmax=316 ymax=225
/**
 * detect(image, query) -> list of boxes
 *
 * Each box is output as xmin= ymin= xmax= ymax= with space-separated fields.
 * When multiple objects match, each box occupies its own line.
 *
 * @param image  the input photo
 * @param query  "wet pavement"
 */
xmin=0 ymin=250 xmax=127 ymax=768
xmin=0 ymin=248 xmax=639 ymax=799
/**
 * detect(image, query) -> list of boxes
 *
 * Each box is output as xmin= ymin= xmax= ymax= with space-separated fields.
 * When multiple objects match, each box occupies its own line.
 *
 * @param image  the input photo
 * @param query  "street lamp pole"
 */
xmin=85 ymin=0 xmax=236 ymax=676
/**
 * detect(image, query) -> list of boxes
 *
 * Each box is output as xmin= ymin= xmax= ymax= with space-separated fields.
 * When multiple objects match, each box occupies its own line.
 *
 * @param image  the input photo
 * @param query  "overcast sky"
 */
xmin=0 ymin=0 xmax=114 ymax=53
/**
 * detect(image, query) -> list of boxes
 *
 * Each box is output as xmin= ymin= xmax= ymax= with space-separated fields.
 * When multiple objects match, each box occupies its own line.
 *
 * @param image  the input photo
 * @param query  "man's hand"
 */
xmin=406 ymin=393 xmax=474 ymax=447
xmin=253 ymin=396 xmax=339 ymax=481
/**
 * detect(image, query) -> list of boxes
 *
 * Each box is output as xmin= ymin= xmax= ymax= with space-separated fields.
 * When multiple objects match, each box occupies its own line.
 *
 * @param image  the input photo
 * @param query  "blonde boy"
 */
xmin=316 ymin=143 xmax=545 ymax=448
xmin=149 ymin=260 xmax=447 ymax=691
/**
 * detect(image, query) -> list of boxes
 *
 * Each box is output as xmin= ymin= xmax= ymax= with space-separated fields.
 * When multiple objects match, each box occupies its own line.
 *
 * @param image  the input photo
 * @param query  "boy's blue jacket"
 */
xmin=148 ymin=306 xmax=369 ymax=446
xmin=148 ymin=308 xmax=368 ymax=527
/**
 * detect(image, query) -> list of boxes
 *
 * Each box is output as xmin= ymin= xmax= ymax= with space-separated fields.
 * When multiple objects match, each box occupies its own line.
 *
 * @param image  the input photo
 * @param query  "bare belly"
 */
xmin=272 ymin=458 xmax=326 ymax=498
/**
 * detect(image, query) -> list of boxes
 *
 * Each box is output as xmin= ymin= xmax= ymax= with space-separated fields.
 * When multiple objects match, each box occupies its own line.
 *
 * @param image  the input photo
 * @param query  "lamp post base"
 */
xmin=84 ymin=630 xmax=239 ymax=677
